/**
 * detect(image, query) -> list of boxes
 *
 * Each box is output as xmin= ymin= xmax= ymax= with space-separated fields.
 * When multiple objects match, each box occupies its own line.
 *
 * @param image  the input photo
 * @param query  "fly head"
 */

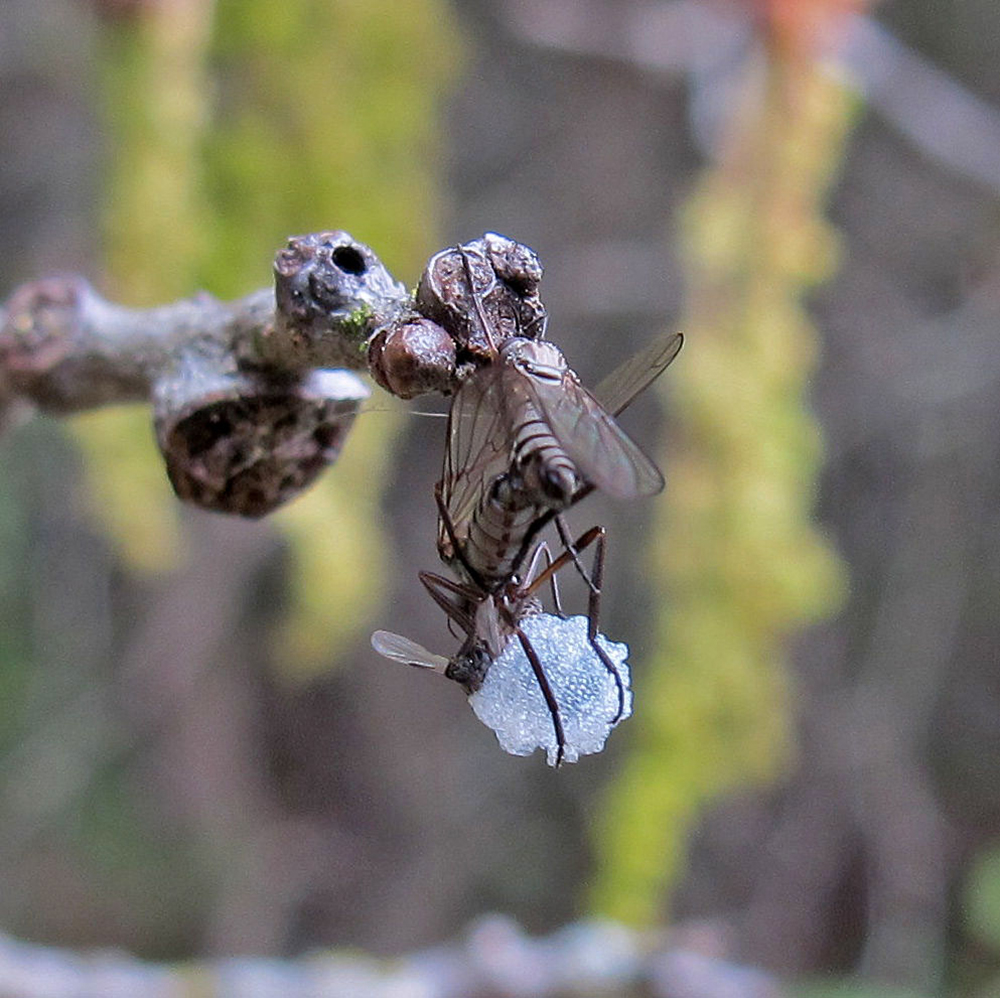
xmin=445 ymin=641 xmax=492 ymax=693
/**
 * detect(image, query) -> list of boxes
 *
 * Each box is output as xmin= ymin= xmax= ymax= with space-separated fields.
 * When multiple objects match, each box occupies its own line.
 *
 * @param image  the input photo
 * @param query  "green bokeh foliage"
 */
xmin=590 ymin=57 xmax=852 ymax=924
xmin=28 ymin=0 xmax=459 ymax=951
xmin=82 ymin=0 xmax=458 ymax=671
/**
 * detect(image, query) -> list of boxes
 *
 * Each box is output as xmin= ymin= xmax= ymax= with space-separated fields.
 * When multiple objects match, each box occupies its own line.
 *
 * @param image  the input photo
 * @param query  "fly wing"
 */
xmin=439 ymin=363 xmax=542 ymax=549
xmin=527 ymin=371 xmax=664 ymax=500
xmin=438 ymin=368 xmax=511 ymax=554
xmin=371 ymin=630 xmax=449 ymax=672
xmin=591 ymin=331 xmax=683 ymax=417
xmin=527 ymin=330 xmax=683 ymax=500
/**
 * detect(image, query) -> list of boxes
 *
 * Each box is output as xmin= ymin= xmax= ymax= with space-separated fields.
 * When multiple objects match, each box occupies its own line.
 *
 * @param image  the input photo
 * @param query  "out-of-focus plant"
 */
xmin=960 ymin=844 xmax=1000 ymax=995
xmin=967 ymin=846 xmax=1000 ymax=952
xmin=591 ymin=0 xmax=863 ymax=924
xmin=74 ymin=0 xmax=214 ymax=571
xmin=794 ymin=982 xmax=931 ymax=998
xmin=76 ymin=0 xmax=458 ymax=674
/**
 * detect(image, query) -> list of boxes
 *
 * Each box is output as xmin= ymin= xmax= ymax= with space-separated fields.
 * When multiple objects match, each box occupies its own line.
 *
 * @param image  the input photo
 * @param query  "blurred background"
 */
xmin=1 ymin=0 xmax=999 ymax=994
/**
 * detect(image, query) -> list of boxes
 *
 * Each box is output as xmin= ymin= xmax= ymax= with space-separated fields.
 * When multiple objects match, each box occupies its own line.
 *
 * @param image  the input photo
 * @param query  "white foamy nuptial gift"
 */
xmin=468 ymin=613 xmax=631 ymax=767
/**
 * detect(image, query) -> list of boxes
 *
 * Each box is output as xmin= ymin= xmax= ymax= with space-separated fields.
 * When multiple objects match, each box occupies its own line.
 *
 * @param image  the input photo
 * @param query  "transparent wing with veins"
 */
xmin=438 ymin=365 xmax=535 ymax=554
xmin=520 ymin=330 xmax=684 ymax=500
xmin=592 ymin=330 xmax=683 ymax=417
xmin=440 ymin=329 xmax=684 ymax=548
xmin=371 ymin=630 xmax=448 ymax=672
xmin=439 ymin=372 xmax=504 ymax=555
xmin=523 ymin=371 xmax=663 ymax=500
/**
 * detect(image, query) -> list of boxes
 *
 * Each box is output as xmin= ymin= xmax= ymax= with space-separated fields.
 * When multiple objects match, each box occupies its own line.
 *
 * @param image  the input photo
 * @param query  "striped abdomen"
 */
xmin=461 ymin=473 xmax=540 ymax=588
xmin=510 ymin=406 xmax=578 ymax=509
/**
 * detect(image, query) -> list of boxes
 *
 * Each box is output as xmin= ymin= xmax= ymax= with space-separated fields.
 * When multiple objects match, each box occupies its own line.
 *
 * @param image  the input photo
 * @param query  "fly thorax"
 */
xmin=500 ymin=337 xmax=567 ymax=380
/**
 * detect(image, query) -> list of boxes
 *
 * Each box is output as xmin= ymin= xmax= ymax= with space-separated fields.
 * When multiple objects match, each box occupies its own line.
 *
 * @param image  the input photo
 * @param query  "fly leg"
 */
xmin=521 ymin=541 xmax=565 ymax=617
xmin=514 ymin=625 xmax=566 ymax=767
xmin=555 ymin=514 xmax=599 ymax=597
xmin=574 ymin=526 xmax=627 ymax=724
xmin=458 ymin=243 xmax=499 ymax=354
xmin=418 ymin=569 xmax=480 ymax=640
xmin=523 ymin=524 xmax=625 ymax=724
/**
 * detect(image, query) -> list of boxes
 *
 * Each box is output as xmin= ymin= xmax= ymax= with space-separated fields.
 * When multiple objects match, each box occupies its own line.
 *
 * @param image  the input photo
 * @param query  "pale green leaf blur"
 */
xmin=590 ymin=52 xmax=851 ymax=924
xmin=74 ymin=0 xmax=459 ymax=675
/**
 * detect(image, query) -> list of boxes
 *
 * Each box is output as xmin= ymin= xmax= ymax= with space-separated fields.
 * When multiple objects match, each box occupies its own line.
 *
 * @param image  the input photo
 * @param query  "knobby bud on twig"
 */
xmin=0 ymin=231 xmax=548 ymax=517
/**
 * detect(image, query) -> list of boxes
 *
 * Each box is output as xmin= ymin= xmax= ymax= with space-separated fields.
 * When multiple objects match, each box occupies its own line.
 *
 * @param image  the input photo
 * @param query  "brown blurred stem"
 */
xmin=0 ymin=231 xmax=416 ymax=517
xmin=0 ymin=230 xmax=409 ymax=422
xmin=0 ymin=230 xmax=546 ymax=517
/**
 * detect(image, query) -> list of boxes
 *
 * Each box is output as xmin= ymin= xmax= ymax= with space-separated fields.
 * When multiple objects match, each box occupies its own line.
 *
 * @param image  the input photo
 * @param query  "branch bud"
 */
xmin=265 ymin=231 xmax=408 ymax=370
xmin=368 ymin=316 xmax=457 ymax=399
xmin=154 ymin=361 xmax=369 ymax=518
xmin=415 ymin=233 xmax=547 ymax=359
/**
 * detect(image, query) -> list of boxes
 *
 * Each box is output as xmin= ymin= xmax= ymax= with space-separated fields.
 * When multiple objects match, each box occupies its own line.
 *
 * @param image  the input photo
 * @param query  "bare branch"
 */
xmin=0 ymin=230 xmax=551 ymax=517
xmin=0 ymin=233 xmax=405 ymax=518
xmin=0 ymin=231 xmax=409 ymax=416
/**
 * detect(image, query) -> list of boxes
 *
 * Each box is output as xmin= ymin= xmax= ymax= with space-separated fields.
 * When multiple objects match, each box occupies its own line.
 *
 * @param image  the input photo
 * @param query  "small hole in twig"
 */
xmin=332 ymin=245 xmax=366 ymax=275
xmin=501 ymin=272 xmax=532 ymax=296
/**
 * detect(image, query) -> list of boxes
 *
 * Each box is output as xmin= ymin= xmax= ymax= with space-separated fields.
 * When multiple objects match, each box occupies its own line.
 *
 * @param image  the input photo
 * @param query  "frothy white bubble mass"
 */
xmin=468 ymin=613 xmax=632 ymax=766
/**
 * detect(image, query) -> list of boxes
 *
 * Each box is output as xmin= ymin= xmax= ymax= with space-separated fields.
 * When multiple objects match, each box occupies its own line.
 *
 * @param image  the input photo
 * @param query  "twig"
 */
xmin=0 ymin=231 xmax=403 ymax=516
xmin=0 ymin=231 xmax=545 ymax=518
